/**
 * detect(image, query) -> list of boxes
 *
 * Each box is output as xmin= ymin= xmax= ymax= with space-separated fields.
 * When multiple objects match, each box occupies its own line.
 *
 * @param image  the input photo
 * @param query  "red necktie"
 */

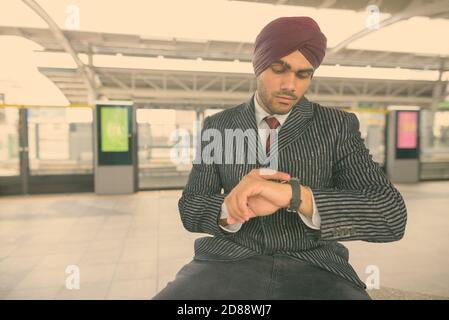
xmin=264 ymin=116 xmax=280 ymax=155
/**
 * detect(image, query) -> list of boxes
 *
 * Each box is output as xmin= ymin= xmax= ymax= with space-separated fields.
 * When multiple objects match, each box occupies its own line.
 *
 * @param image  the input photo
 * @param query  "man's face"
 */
xmin=256 ymin=50 xmax=314 ymax=115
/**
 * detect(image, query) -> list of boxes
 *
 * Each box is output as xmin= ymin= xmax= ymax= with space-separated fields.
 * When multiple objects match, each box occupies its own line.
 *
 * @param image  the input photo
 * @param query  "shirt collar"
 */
xmin=254 ymin=93 xmax=292 ymax=127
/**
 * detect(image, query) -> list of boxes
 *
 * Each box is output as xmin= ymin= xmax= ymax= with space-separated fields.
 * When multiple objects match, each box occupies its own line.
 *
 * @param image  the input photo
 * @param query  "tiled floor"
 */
xmin=0 ymin=181 xmax=448 ymax=299
xmin=0 ymin=191 xmax=197 ymax=299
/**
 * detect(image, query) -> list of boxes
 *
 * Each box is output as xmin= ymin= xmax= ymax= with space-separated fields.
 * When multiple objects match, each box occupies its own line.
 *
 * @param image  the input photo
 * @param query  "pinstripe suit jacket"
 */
xmin=179 ymin=95 xmax=407 ymax=288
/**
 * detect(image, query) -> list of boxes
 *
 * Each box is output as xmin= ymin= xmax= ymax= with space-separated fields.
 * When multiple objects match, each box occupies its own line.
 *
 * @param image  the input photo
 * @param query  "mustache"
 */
xmin=274 ymin=91 xmax=298 ymax=100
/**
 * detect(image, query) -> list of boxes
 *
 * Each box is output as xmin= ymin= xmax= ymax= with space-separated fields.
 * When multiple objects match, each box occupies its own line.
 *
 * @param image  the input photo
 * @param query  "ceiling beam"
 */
xmin=22 ymin=0 xmax=98 ymax=103
xmin=328 ymin=0 xmax=449 ymax=56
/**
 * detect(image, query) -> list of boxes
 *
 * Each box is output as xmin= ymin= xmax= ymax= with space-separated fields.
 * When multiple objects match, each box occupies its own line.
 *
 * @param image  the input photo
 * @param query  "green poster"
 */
xmin=101 ymin=107 xmax=129 ymax=152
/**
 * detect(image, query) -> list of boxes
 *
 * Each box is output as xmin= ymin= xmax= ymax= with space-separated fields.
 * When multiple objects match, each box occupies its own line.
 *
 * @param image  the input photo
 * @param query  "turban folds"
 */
xmin=252 ymin=16 xmax=327 ymax=77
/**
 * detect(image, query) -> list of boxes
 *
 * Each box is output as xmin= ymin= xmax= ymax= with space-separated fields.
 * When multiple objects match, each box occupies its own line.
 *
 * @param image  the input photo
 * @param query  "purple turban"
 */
xmin=252 ymin=16 xmax=327 ymax=77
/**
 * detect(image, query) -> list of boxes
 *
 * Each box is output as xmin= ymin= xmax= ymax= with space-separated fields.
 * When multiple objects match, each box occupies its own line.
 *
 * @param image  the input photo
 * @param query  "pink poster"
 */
xmin=397 ymin=111 xmax=418 ymax=149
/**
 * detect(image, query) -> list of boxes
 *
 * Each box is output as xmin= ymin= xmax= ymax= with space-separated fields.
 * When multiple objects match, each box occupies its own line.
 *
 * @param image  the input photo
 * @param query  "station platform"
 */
xmin=0 ymin=181 xmax=448 ymax=299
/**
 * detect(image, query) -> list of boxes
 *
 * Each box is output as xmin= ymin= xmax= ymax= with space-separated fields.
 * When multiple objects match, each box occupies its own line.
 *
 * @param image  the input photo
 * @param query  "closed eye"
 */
xmin=296 ymin=71 xmax=313 ymax=79
xmin=270 ymin=60 xmax=314 ymax=79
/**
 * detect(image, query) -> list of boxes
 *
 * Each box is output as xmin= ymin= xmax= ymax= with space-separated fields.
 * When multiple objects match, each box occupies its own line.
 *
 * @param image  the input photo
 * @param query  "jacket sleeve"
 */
xmin=311 ymin=112 xmax=407 ymax=242
xmin=178 ymin=116 xmax=232 ymax=236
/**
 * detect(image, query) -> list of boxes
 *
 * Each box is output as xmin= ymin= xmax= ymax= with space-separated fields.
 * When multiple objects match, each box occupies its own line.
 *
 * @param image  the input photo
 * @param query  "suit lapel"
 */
xmin=232 ymin=94 xmax=314 ymax=165
xmin=232 ymin=95 xmax=265 ymax=164
xmin=277 ymin=96 xmax=314 ymax=154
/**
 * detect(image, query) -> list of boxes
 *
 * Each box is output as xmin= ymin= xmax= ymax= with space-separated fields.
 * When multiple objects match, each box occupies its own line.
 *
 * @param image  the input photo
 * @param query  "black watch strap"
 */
xmin=286 ymin=178 xmax=301 ymax=213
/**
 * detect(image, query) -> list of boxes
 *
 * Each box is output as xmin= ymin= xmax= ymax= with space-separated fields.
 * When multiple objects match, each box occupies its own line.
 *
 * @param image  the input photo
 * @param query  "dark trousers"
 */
xmin=152 ymin=255 xmax=371 ymax=300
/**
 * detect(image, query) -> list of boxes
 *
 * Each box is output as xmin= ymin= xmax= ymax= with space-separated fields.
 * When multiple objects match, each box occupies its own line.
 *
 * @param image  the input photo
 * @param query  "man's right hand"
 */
xmin=223 ymin=169 xmax=291 ymax=225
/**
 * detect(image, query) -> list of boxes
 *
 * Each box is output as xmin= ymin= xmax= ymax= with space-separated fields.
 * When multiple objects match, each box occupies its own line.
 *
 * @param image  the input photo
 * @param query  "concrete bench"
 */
xmin=368 ymin=287 xmax=448 ymax=300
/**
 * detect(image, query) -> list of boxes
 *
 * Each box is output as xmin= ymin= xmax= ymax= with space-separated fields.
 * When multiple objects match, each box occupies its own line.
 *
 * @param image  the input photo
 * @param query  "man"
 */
xmin=153 ymin=16 xmax=407 ymax=300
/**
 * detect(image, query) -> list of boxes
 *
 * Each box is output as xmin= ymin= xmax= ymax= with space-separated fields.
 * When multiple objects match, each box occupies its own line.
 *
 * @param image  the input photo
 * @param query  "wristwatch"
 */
xmin=282 ymin=178 xmax=301 ymax=213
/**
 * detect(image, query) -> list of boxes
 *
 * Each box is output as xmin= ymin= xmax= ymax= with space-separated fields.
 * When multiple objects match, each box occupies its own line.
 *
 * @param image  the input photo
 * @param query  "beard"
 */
xmin=256 ymin=80 xmax=300 ymax=115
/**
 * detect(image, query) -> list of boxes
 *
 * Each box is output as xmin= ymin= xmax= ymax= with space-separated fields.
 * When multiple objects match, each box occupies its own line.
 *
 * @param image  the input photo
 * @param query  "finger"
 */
xmin=224 ymin=197 xmax=240 ymax=224
xmin=228 ymin=209 xmax=244 ymax=225
xmin=227 ymin=216 xmax=238 ymax=225
xmin=236 ymin=192 xmax=251 ymax=221
xmin=256 ymin=168 xmax=290 ymax=178
xmin=238 ymin=189 xmax=259 ymax=222
xmin=258 ymin=169 xmax=290 ymax=181
xmin=244 ymin=206 xmax=257 ymax=221
xmin=229 ymin=194 xmax=246 ymax=224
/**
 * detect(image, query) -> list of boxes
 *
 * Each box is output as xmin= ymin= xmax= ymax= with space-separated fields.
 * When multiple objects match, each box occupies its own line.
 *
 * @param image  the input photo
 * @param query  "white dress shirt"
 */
xmin=220 ymin=95 xmax=321 ymax=232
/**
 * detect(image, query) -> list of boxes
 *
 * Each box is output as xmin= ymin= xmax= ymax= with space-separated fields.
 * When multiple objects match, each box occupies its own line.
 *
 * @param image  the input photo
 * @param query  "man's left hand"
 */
xmin=225 ymin=169 xmax=292 ymax=224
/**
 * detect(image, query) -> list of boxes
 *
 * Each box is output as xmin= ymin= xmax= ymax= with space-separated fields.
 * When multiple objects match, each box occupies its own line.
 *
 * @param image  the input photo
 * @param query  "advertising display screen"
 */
xmin=101 ymin=107 xmax=129 ymax=152
xmin=397 ymin=111 xmax=418 ymax=149
xmin=395 ymin=110 xmax=419 ymax=159
xmin=97 ymin=104 xmax=133 ymax=165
